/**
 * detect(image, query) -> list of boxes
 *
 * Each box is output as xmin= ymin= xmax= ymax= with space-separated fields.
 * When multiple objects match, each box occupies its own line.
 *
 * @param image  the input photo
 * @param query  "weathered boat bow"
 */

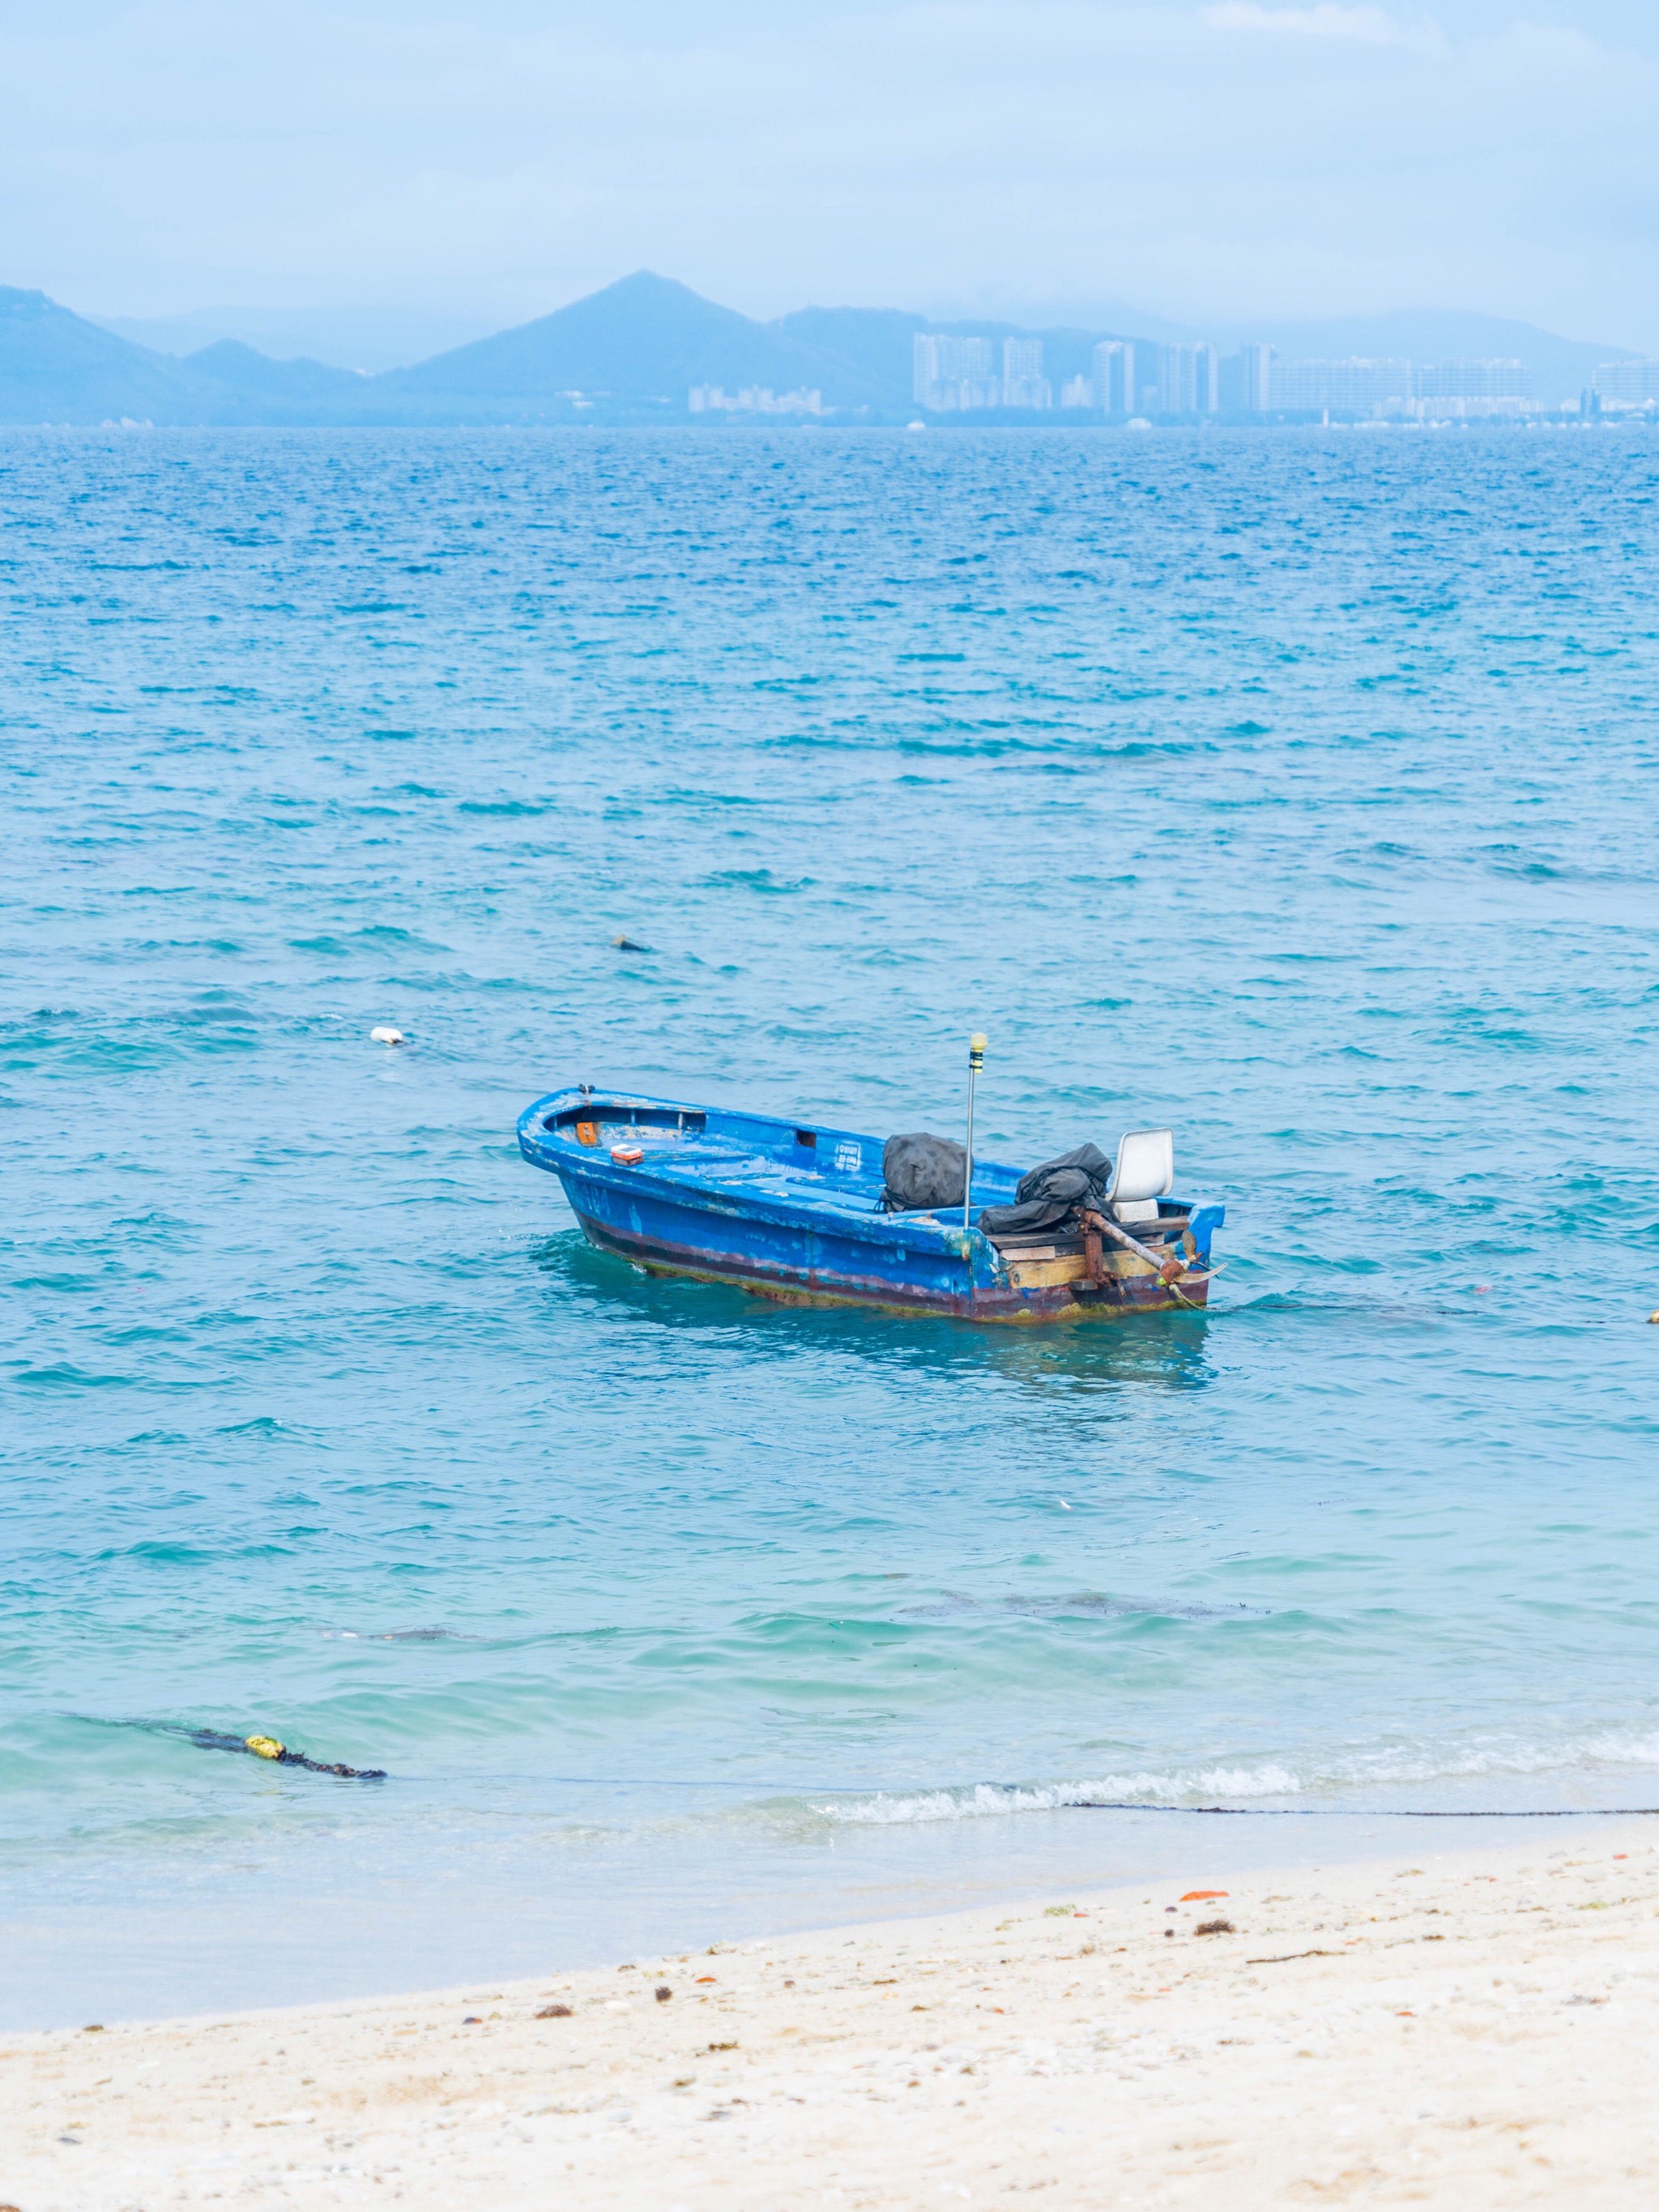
xmin=518 ymin=1087 xmax=1223 ymax=1322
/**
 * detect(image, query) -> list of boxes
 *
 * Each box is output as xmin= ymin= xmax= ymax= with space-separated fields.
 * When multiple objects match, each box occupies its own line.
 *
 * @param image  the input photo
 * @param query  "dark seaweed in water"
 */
xmin=186 ymin=1728 xmax=388 ymax=1779
xmin=898 ymin=1592 xmax=1269 ymax=1624
xmin=118 ymin=1721 xmax=390 ymax=1780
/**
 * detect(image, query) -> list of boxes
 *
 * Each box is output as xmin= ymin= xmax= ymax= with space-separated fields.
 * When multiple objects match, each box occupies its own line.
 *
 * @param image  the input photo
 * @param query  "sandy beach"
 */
xmin=6 ymin=1822 xmax=1657 ymax=2209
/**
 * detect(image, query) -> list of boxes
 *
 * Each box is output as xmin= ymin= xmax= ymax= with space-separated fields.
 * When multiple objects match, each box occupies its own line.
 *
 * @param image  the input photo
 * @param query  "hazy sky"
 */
xmin=8 ymin=0 xmax=1657 ymax=347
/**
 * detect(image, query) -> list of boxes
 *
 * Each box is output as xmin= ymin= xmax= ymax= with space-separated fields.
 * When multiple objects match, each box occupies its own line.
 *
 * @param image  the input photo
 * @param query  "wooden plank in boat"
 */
xmin=995 ymin=1228 xmax=1182 ymax=1261
xmin=1099 ymin=1246 xmax=1158 ymax=1278
xmin=1006 ymin=1254 xmax=1090 ymax=1288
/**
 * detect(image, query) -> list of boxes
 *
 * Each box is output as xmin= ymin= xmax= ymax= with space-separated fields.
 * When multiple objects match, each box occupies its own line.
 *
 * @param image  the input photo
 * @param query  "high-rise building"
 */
xmin=1270 ymin=358 xmax=1414 ymax=415
xmin=1224 ymin=344 xmax=1273 ymax=413
xmin=1194 ymin=343 xmax=1219 ymax=415
xmin=912 ymin=334 xmax=1000 ymax=411
xmin=1000 ymin=337 xmax=1051 ymax=409
xmin=1155 ymin=347 xmax=1184 ymax=414
xmin=1059 ymin=375 xmax=1095 ymax=409
xmin=1090 ymin=340 xmax=1135 ymax=413
xmin=1414 ymin=360 xmax=1532 ymax=416
xmin=1157 ymin=343 xmax=1219 ymax=415
xmin=1589 ymin=361 xmax=1659 ymax=408
xmin=1416 ymin=358 xmax=1529 ymax=401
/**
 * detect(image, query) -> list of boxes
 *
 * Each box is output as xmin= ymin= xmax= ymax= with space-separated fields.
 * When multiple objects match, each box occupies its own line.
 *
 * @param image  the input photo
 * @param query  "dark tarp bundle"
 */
xmin=977 ymin=1142 xmax=1113 ymax=1239
xmin=881 ymin=1131 xmax=966 ymax=1212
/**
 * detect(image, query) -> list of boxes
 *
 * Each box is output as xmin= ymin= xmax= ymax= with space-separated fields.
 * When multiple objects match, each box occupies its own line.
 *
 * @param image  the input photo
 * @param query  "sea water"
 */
xmin=4 ymin=426 xmax=1658 ymax=2027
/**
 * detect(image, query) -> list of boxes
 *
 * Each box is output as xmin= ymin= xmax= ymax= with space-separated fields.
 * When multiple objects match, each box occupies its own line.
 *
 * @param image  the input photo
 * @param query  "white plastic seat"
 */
xmin=1107 ymin=1128 xmax=1174 ymax=1223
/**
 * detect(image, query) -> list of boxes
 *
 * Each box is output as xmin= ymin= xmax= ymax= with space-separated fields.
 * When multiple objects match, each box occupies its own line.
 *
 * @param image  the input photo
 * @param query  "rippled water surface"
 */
xmin=5 ymin=427 xmax=1659 ymax=2025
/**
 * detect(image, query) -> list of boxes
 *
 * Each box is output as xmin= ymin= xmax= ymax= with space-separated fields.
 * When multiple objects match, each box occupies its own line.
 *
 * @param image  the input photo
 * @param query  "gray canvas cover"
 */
xmin=977 ymin=1142 xmax=1113 ymax=1239
xmin=881 ymin=1131 xmax=967 ymax=1212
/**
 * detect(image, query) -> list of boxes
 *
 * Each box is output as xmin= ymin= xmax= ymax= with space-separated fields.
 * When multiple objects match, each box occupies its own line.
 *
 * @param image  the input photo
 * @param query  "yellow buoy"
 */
xmin=245 ymin=1734 xmax=286 ymax=1760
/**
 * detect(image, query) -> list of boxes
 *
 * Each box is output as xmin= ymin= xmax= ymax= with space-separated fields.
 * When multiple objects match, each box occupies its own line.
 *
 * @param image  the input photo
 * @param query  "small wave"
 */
xmin=320 ymin=1627 xmax=481 ymax=1643
xmin=15 ymin=1362 xmax=134 ymax=1390
xmin=817 ymin=1733 xmax=1659 ymax=1826
xmin=818 ymin=1770 xmax=1307 ymax=1826
xmin=702 ymin=868 xmax=813 ymax=894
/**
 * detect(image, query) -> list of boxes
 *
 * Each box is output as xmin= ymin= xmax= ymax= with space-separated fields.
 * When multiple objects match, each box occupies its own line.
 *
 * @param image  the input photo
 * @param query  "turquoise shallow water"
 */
xmin=5 ymin=426 xmax=1659 ymax=2027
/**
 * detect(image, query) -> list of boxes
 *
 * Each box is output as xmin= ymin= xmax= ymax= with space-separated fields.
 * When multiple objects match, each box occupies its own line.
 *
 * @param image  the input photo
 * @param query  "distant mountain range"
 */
xmin=94 ymin=304 xmax=496 ymax=374
xmin=0 ymin=271 xmax=1637 ymax=426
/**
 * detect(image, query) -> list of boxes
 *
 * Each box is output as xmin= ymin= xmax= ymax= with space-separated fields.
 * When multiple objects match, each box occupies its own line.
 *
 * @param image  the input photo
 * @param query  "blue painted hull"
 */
xmin=518 ymin=1089 xmax=1222 ymax=1323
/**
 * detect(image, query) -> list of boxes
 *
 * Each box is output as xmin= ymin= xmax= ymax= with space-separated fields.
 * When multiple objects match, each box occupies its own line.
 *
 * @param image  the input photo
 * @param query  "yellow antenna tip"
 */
xmin=970 ymin=1032 xmax=987 ymax=1053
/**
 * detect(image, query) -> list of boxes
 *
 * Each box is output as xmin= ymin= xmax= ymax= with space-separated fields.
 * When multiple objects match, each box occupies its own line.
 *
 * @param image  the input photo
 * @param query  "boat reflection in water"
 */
xmin=530 ymin=1228 xmax=1220 ymax=1406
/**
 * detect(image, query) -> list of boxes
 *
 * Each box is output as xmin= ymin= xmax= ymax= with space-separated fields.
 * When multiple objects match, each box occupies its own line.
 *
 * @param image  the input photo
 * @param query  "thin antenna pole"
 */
xmin=963 ymin=1033 xmax=987 ymax=1234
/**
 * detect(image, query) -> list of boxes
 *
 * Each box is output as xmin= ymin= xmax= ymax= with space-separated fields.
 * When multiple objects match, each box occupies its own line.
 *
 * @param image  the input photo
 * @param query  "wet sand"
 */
xmin=5 ymin=1823 xmax=1658 ymax=2208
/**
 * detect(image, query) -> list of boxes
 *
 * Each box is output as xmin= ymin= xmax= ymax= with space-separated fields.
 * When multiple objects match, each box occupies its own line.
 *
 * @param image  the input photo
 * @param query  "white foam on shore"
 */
xmin=816 ymin=1735 xmax=1659 ymax=1826
xmin=820 ymin=1770 xmax=1299 ymax=1825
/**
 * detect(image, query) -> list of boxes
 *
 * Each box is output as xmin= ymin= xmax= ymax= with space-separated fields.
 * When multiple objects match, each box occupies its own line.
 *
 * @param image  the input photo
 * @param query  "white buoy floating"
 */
xmin=370 ymin=1026 xmax=407 ymax=1047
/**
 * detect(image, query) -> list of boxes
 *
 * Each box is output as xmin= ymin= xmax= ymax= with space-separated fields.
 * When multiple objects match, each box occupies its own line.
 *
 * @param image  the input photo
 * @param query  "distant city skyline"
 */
xmin=906 ymin=327 xmax=1651 ymax=421
xmin=8 ymin=2 xmax=1659 ymax=354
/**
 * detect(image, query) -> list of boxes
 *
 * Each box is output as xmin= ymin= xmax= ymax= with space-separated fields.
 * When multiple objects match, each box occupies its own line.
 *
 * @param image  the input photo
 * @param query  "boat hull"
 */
xmin=579 ymin=1205 xmax=1211 ymax=1321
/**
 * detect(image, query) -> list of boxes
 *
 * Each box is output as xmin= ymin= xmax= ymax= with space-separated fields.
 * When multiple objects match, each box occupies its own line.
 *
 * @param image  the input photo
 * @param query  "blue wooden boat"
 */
xmin=518 ymin=1087 xmax=1224 ymax=1322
